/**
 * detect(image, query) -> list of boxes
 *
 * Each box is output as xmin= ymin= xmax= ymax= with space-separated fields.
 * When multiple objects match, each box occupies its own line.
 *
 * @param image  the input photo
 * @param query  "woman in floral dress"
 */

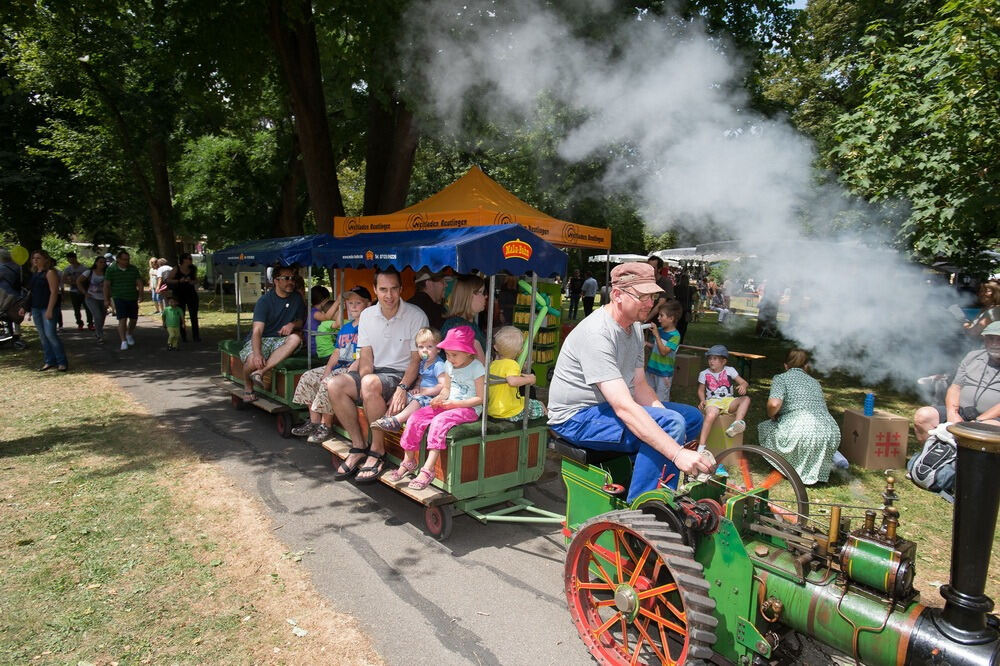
xmin=758 ymin=349 xmax=840 ymax=485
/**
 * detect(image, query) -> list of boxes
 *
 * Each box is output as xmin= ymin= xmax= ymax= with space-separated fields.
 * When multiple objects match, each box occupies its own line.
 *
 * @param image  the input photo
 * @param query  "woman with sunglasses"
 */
xmin=438 ymin=274 xmax=488 ymax=364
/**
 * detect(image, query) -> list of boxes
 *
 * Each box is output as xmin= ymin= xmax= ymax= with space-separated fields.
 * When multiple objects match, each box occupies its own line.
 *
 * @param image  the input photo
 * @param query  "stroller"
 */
xmin=0 ymin=289 xmax=28 ymax=350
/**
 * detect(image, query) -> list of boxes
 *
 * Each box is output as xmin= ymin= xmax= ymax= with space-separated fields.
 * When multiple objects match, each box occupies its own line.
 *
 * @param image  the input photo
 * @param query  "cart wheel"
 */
xmin=425 ymin=504 xmax=454 ymax=541
xmin=231 ymin=393 xmax=246 ymax=410
xmin=275 ymin=412 xmax=293 ymax=438
xmin=565 ymin=510 xmax=717 ymax=665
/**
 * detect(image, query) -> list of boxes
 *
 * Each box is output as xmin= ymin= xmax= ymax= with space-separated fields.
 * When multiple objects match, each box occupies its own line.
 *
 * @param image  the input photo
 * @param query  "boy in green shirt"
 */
xmin=162 ymin=296 xmax=184 ymax=350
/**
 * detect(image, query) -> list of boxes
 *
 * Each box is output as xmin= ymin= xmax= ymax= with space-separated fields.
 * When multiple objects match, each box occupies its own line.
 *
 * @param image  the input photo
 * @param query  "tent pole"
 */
xmin=482 ymin=273 xmax=496 ymax=442
xmin=306 ymin=264 xmax=313 ymax=370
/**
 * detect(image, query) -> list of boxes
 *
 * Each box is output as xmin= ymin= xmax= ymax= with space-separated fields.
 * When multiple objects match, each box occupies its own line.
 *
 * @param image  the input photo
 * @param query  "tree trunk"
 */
xmin=274 ymin=137 xmax=305 ymax=237
xmin=363 ymin=93 xmax=419 ymax=215
xmin=266 ymin=0 xmax=344 ymax=234
xmin=148 ymin=136 xmax=178 ymax=265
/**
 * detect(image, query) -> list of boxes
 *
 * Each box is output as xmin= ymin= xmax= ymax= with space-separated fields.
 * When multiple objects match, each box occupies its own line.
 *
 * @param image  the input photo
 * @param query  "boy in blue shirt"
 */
xmin=645 ymin=299 xmax=683 ymax=403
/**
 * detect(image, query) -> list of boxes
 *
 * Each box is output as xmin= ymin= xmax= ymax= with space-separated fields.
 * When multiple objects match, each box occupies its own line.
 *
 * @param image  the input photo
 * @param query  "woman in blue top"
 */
xmin=23 ymin=250 xmax=68 ymax=371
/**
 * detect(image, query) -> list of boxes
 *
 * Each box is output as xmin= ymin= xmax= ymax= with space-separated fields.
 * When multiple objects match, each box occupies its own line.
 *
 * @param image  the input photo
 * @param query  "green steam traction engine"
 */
xmin=556 ymin=422 xmax=1000 ymax=665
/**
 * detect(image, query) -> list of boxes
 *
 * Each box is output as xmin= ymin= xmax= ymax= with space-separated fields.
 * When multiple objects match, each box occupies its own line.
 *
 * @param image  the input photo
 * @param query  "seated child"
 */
xmin=487 ymin=326 xmax=546 ymax=421
xmin=291 ymin=286 xmax=371 ymax=443
xmin=389 ymin=326 xmax=485 ymax=490
xmin=710 ymin=292 xmax=732 ymax=324
xmin=694 ymin=344 xmax=750 ymax=451
xmin=645 ymin=299 xmax=682 ymax=403
xmin=371 ymin=327 xmax=447 ymax=433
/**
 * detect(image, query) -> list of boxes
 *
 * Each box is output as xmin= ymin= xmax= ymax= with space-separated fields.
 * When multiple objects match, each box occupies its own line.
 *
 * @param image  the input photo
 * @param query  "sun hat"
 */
xmin=610 ymin=262 xmax=662 ymax=294
xmin=343 ymin=285 xmax=372 ymax=301
xmin=414 ymin=269 xmax=444 ymax=284
xmin=437 ymin=325 xmax=477 ymax=355
xmin=705 ymin=344 xmax=729 ymax=358
xmin=983 ymin=321 xmax=1000 ymax=337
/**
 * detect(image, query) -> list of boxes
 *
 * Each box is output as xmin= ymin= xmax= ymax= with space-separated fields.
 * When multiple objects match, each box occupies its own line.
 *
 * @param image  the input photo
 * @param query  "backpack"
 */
xmin=906 ymin=427 xmax=957 ymax=501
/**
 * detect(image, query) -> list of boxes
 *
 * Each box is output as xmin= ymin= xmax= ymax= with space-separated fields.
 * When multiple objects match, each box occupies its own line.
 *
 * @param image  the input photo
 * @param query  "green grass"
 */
xmin=0 ymin=335 xmax=377 ymax=665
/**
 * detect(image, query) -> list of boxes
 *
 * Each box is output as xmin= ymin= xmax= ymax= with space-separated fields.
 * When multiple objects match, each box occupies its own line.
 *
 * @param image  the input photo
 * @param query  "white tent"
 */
xmin=588 ymin=253 xmax=649 ymax=264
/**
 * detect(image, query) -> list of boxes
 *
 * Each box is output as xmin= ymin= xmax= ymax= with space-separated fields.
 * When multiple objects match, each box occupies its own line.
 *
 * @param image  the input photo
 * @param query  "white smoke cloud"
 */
xmin=401 ymin=0 xmax=971 ymax=387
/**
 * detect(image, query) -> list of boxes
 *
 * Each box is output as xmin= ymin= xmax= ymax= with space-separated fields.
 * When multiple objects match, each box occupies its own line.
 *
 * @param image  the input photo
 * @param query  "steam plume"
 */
xmin=402 ymin=0 xmax=970 ymax=388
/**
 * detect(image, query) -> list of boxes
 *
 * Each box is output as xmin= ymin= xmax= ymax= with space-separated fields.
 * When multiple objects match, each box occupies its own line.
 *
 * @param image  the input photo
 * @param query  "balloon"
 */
xmin=11 ymin=246 xmax=28 ymax=265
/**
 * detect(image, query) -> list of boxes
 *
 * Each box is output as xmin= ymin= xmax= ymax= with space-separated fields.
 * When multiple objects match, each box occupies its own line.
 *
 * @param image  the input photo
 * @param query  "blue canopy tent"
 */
xmin=310 ymin=225 xmax=567 ymax=277
xmin=209 ymin=234 xmax=336 ymax=339
xmin=211 ymin=233 xmax=336 ymax=268
xmin=313 ymin=224 xmax=568 ymax=442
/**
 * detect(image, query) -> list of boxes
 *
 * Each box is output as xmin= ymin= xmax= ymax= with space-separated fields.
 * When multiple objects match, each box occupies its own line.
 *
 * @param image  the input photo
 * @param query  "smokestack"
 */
xmin=939 ymin=421 xmax=1000 ymax=643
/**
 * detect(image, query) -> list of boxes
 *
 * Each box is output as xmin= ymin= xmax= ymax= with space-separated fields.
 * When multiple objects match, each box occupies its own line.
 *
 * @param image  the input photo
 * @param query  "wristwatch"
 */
xmin=397 ymin=382 xmax=410 ymax=391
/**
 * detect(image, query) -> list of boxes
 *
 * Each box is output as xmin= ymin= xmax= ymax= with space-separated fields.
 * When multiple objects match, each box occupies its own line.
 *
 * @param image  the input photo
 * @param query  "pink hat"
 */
xmin=437 ymin=325 xmax=477 ymax=355
xmin=611 ymin=262 xmax=663 ymax=294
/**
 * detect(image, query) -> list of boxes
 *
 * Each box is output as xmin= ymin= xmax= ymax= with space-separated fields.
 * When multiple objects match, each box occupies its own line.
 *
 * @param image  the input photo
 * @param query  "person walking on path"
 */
xmin=567 ymin=269 xmax=583 ymax=320
xmin=21 ymin=250 xmax=68 ymax=371
xmin=166 ymin=253 xmax=201 ymax=342
xmin=62 ymin=252 xmax=93 ymax=330
xmin=162 ymin=295 xmax=185 ymax=350
xmin=148 ymin=257 xmax=164 ymax=314
xmin=104 ymin=250 xmax=143 ymax=351
xmin=581 ymin=272 xmax=598 ymax=317
xmin=77 ymin=256 xmax=109 ymax=344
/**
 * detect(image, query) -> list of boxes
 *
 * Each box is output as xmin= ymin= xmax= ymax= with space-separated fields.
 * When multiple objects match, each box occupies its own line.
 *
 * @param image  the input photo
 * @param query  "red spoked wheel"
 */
xmin=275 ymin=412 xmax=293 ymax=438
xmin=425 ymin=504 xmax=454 ymax=541
xmin=565 ymin=510 xmax=717 ymax=665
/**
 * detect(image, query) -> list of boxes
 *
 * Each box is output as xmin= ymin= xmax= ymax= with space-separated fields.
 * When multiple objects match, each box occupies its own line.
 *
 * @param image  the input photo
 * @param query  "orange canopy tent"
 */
xmin=333 ymin=166 xmax=611 ymax=250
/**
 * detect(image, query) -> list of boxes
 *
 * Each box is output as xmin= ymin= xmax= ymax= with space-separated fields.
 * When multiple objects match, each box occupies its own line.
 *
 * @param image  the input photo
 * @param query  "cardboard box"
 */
xmin=705 ymin=412 xmax=744 ymax=455
xmin=840 ymin=409 xmax=908 ymax=470
xmin=673 ymin=353 xmax=700 ymax=388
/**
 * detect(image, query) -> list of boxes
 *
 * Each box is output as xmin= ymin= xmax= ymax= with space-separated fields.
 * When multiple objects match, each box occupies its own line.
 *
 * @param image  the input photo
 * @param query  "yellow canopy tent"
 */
xmin=333 ymin=166 xmax=611 ymax=250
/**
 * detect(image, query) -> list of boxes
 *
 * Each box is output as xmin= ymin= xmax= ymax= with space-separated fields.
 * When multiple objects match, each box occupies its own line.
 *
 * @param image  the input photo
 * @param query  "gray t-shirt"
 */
xmin=954 ymin=349 xmax=1000 ymax=414
xmin=547 ymin=307 xmax=644 ymax=424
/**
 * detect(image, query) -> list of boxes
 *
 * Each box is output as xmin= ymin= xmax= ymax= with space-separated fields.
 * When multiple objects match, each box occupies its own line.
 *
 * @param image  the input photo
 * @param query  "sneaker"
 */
xmin=120 ymin=341 xmax=129 ymax=351
xmin=97 ymin=336 xmax=104 ymax=345
xmin=77 ymin=323 xmax=84 ymax=330
xmin=88 ymin=323 xmax=95 ymax=331
xmin=306 ymin=424 xmax=331 ymax=444
xmin=725 ymin=419 xmax=746 ymax=438
xmin=126 ymin=334 xmax=135 ymax=346
xmin=291 ymin=421 xmax=318 ymax=437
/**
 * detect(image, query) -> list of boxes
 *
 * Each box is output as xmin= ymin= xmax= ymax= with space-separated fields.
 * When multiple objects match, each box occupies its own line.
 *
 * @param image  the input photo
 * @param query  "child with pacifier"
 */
xmin=487 ymin=326 xmax=546 ymax=421
xmin=645 ymin=299 xmax=683 ymax=403
xmin=390 ymin=326 xmax=485 ymax=490
xmin=695 ymin=344 xmax=750 ymax=451
xmin=371 ymin=327 xmax=447 ymax=432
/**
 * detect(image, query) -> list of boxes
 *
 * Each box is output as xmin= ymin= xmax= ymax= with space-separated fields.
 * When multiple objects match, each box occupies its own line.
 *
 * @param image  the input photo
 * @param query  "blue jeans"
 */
xmin=551 ymin=401 xmax=703 ymax=503
xmin=32 ymin=307 xmax=67 ymax=366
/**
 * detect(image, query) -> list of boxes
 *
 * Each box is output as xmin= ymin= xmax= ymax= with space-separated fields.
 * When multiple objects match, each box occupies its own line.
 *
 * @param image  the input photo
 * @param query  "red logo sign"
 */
xmin=502 ymin=239 xmax=532 ymax=261
xmin=874 ymin=431 xmax=902 ymax=457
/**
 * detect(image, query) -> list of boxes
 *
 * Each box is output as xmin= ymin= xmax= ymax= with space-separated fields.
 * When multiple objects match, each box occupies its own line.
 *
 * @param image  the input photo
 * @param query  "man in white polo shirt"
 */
xmin=327 ymin=267 xmax=428 ymax=484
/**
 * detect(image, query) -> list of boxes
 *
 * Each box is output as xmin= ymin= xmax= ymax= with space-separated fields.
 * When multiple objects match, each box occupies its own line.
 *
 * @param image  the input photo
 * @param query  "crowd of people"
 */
xmin=5 ymin=242 xmax=998 ymax=499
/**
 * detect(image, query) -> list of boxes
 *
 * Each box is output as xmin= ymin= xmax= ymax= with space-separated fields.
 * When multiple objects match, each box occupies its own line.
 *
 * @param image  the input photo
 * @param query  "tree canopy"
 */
xmin=1 ymin=0 xmax=996 ymax=275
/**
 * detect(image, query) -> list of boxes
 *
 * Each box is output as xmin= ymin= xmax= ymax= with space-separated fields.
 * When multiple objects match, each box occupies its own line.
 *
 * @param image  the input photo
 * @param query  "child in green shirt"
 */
xmin=162 ymin=296 xmax=184 ymax=350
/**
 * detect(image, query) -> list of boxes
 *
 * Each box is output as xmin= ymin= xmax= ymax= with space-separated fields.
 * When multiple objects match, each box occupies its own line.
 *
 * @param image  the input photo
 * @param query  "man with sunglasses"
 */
xmin=239 ymin=264 xmax=306 ymax=402
xmin=548 ymin=262 xmax=714 ymax=503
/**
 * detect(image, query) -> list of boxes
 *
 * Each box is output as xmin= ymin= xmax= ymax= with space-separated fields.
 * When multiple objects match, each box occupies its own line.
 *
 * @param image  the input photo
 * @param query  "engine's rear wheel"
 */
xmin=565 ymin=510 xmax=717 ymax=665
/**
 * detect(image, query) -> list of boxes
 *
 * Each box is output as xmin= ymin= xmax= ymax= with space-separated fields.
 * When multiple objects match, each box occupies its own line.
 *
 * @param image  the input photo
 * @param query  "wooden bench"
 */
xmin=678 ymin=344 xmax=766 ymax=379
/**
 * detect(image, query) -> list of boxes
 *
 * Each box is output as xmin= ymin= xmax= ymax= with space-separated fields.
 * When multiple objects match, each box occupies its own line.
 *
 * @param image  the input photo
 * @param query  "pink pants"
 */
xmin=399 ymin=406 xmax=479 ymax=451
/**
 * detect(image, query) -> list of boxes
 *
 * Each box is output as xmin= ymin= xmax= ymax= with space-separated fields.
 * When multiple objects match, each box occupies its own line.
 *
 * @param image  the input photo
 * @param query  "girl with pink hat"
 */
xmin=390 ymin=325 xmax=485 ymax=490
